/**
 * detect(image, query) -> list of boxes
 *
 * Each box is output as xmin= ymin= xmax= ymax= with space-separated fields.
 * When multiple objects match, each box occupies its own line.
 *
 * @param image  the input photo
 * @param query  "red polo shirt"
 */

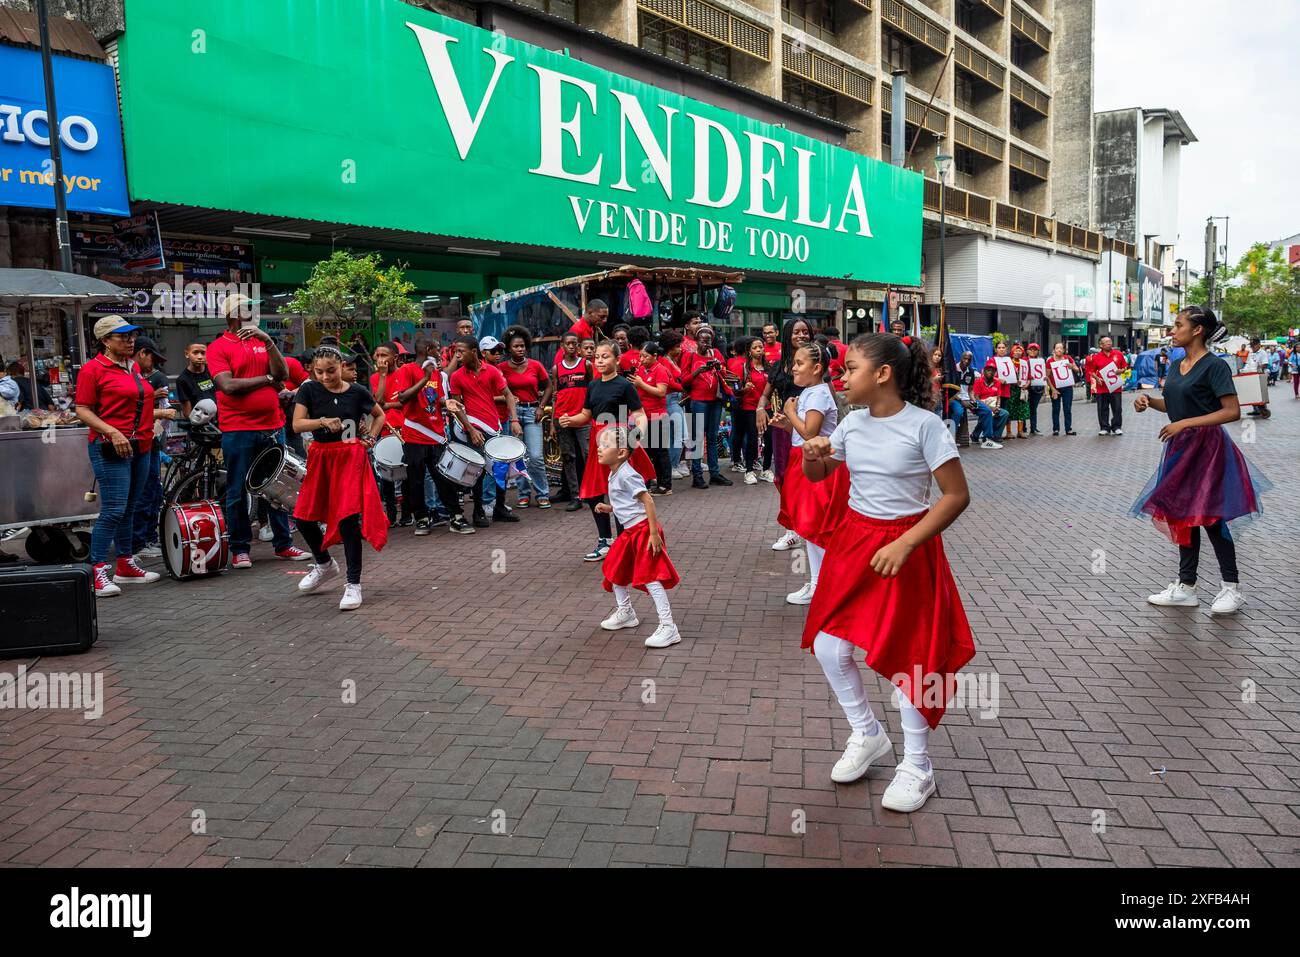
xmin=370 ymin=370 xmax=406 ymax=432
xmin=973 ymin=378 xmax=1001 ymax=403
xmin=569 ymin=317 xmax=599 ymax=341
xmin=763 ymin=342 xmax=782 ymax=366
xmin=631 ymin=360 xmax=674 ymax=417
xmin=205 ymin=331 xmax=284 ymax=431
xmin=681 ymin=348 xmax=731 ymax=402
xmin=1085 ymin=349 xmax=1128 ymax=393
xmin=450 ymin=362 xmax=508 ymax=433
xmin=618 ymin=348 xmax=642 ymax=374
xmin=75 ymin=354 xmax=153 ymax=450
xmin=392 ymin=362 xmax=445 ymax=445
xmin=502 ymin=358 xmax=549 ymax=404
xmin=727 ymin=357 xmax=767 ymax=411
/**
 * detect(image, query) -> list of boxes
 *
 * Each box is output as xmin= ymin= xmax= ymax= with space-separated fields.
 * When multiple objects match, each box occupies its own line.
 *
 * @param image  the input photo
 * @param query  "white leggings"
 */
xmin=812 ymin=630 xmax=931 ymax=772
xmin=614 ymin=582 xmax=674 ymax=626
xmin=806 ymin=542 xmax=825 ymax=587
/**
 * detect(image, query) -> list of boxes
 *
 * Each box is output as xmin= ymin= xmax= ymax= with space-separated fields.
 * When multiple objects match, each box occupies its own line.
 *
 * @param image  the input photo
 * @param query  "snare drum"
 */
xmin=373 ymin=435 xmax=407 ymax=482
xmin=246 ymin=445 xmax=308 ymax=512
xmin=437 ymin=442 xmax=486 ymax=487
xmin=483 ymin=434 xmax=527 ymax=464
xmin=162 ymin=500 xmax=228 ymax=580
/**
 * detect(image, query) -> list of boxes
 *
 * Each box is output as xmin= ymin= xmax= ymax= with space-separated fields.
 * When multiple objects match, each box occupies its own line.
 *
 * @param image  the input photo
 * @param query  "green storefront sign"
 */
xmin=1061 ymin=319 xmax=1089 ymax=336
xmin=116 ymin=0 xmax=921 ymax=283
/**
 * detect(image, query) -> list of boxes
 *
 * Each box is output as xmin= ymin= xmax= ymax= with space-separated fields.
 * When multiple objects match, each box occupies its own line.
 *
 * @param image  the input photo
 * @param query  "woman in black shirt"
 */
xmin=291 ymin=346 xmax=389 ymax=610
xmin=557 ymin=340 xmax=654 ymax=561
xmin=1132 ymin=306 xmax=1271 ymax=615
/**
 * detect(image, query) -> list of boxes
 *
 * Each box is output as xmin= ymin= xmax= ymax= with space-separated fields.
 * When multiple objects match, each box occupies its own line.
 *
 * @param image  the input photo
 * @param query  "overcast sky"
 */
xmin=1093 ymin=0 xmax=1298 ymax=268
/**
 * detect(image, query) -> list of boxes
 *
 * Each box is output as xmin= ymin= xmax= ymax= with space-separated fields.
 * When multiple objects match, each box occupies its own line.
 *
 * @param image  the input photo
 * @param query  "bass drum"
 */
xmin=162 ymin=500 xmax=229 ymax=580
xmin=246 ymin=445 xmax=308 ymax=512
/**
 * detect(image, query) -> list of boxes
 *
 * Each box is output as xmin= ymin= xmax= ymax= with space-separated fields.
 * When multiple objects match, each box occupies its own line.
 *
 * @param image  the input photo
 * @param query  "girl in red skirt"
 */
xmin=558 ymin=341 xmax=657 ymax=562
xmin=292 ymin=347 xmax=389 ymax=610
xmin=595 ymin=427 xmax=682 ymax=648
xmin=800 ymin=333 xmax=974 ymax=813
xmin=775 ymin=343 xmax=849 ymax=605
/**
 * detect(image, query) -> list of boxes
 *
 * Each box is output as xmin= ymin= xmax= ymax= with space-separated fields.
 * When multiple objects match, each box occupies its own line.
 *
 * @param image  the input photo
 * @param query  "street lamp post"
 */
xmin=1103 ymin=227 xmax=1117 ymax=348
xmin=934 ymin=137 xmax=952 ymax=343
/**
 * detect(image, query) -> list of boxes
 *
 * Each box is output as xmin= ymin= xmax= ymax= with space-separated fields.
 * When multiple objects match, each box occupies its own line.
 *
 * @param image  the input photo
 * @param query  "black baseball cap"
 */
xmin=134 ymin=336 xmax=167 ymax=362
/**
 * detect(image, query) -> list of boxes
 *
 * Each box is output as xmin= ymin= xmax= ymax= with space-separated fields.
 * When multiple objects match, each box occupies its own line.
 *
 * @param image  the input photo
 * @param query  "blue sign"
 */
xmin=0 ymin=45 xmax=129 ymax=216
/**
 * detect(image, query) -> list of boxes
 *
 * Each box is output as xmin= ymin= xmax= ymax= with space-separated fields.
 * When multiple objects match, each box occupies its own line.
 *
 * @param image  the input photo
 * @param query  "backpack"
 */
xmin=626 ymin=278 xmax=652 ymax=319
xmin=712 ymin=284 xmax=736 ymax=320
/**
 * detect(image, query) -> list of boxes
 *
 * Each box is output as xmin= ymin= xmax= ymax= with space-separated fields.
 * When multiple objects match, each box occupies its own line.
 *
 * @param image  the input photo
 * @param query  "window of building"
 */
xmin=954 ymin=147 xmax=976 ymax=190
xmin=783 ymin=74 xmax=838 ymax=121
xmin=515 ymin=0 xmax=578 ymax=23
xmin=883 ymin=30 xmax=911 ymax=74
xmin=783 ymin=0 xmax=837 ymax=41
xmin=955 ymin=0 xmax=976 ymax=34
xmin=639 ymin=13 xmax=731 ymax=78
xmin=955 ymin=73 xmax=974 ymax=113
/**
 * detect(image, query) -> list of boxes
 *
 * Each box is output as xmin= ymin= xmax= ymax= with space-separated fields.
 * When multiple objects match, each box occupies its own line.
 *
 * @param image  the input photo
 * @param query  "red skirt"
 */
xmin=293 ymin=441 xmax=389 ymax=553
xmin=580 ymin=421 xmax=658 ymax=499
xmin=801 ymin=509 xmax=975 ymax=729
xmin=602 ymin=520 xmax=680 ymax=592
xmin=778 ymin=446 xmax=850 ymax=548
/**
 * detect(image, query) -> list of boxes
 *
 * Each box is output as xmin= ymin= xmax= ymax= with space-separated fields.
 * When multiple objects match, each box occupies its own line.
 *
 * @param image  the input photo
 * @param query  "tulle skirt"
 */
xmin=1129 ymin=425 xmax=1272 ymax=546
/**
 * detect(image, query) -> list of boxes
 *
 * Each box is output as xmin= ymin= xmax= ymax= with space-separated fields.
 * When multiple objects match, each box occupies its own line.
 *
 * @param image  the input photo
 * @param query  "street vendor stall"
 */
xmin=471 ymin=264 xmax=744 ymax=355
xmin=0 ymin=269 xmax=131 ymax=563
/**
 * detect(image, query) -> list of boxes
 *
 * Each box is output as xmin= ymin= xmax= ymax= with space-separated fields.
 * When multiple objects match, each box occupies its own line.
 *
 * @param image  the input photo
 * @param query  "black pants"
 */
xmin=1027 ymin=386 xmax=1045 ymax=432
xmin=402 ymin=442 xmax=469 ymax=521
xmin=587 ymin=498 xmax=614 ymax=540
xmin=1179 ymin=521 xmax=1238 ymax=586
xmin=761 ymin=426 xmax=774 ymax=470
xmin=379 ymin=477 xmax=406 ymax=522
xmin=732 ymin=408 xmax=759 ymax=470
xmin=297 ymin=514 xmax=363 ymax=584
xmin=1096 ymin=392 xmax=1123 ymax=431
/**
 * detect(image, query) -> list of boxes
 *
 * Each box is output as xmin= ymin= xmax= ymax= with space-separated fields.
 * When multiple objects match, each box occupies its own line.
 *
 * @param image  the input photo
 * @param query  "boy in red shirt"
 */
xmin=543 ymin=331 xmax=593 ymax=510
xmin=448 ymin=336 xmax=523 ymax=525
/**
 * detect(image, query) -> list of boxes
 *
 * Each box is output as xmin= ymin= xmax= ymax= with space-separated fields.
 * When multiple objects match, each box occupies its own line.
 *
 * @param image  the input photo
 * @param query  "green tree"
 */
xmin=284 ymin=250 xmax=421 ymax=342
xmin=1217 ymin=243 xmax=1300 ymax=339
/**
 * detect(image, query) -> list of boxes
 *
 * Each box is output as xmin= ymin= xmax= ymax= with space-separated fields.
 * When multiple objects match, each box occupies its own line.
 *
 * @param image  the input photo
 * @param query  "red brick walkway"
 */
xmin=2 ymin=386 xmax=1298 ymax=867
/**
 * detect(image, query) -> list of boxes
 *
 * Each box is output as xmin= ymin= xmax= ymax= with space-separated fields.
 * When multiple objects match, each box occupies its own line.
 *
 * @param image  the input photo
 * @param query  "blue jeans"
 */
xmin=131 ymin=445 xmax=163 ymax=553
xmin=666 ymin=394 xmax=686 ymax=470
xmin=1051 ymin=387 xmax=1074 ymax=432
xmin=514 ymin=404 xmax=549 ymax=498
xmin=423 ymin=472 xmax=446 ymax=515
xmin=689 ymin=399 xmax=723 ymax=478
xmin=223 ymin=428 xmax=293 ymax=553
xmin=969 ymin=403 xmax=1008 ymax=441
xmin=88 ymin=441 xmax=153 ymax=565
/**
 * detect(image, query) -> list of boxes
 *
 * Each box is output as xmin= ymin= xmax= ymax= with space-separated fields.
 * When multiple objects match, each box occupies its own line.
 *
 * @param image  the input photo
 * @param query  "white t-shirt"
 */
xmin=830 ymin=404 xmax=960 ymax=520
xmin=1244 ymin=349 xmax=1269 ymax=373
xmin=607 ymin=461 xmax=648 ymax=528
xmin=792 ymin=383 xmax=837 ymax=448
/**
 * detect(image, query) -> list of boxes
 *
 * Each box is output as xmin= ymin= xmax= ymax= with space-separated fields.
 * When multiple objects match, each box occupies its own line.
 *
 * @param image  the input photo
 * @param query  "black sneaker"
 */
xmin=448 ymin=516 xmax=475 ymax=534
xmin=692 ymin=476 xmax=708 ymax=489
xmin=493 ymin=506 xmax=521 ymax=524
xmin=709 ymin=474 xmax=734 ymax=487
xmin=414 ymin=518 xmax=431 ymax=536
xmin=473 ymin=510 xmax=491 ymax=529
xmin=1066 ymin=430 xmax=1077 ymax=436
xmin=583 ymin=539 xmax=611 ymax=562
xmin=650 ymin=485 xmax=672 ymax=496
xmin=429 ymin=512 xmax=450 ymax=528
xmin=398 ymin=515 xmax=415 ymax=527
xmin=565 ymin=499 xmax=585 ymax=512
xmin=1052 ymin=430 xmax=1059 ymax=436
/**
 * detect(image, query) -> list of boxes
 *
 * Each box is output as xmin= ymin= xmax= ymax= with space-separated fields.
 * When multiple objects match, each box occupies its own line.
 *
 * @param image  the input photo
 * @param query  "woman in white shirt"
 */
xmin=800 ymin=333 xmax=975 ymax=814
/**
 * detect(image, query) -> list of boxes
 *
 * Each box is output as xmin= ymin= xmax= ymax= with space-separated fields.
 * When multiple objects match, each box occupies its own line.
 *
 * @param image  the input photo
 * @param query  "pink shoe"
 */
xmin=275 ymin=546 xmax=311 ymax=562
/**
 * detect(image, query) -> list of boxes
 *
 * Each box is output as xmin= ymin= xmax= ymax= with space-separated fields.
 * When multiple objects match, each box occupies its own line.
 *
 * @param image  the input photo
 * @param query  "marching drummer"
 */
xmin=292 ymin=345 xmax=390 ymax=611
xmin=447 ymin=336 xmax=524 ymax=528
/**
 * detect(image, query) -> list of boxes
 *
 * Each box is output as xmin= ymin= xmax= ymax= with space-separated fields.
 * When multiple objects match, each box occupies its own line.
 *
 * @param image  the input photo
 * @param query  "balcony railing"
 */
xmin=977 ymin=0 xmax=1005 ymax=15
xmin=1009 ymin=143 xmax=1049 ymax=180
xmin=923 ymin=178 xmax=993 ymax=225
xmin=1010 ymin=1 xmax=1051 ymax=51
xmin=847 ymin=0 xmax=873 ymax=10
xmin=924 ymin=183 xmax=1099 ymax=254
xmin=637 ymin=0 xmax=771 ymax=60
xmin=954 ymin=118 xmax=1004 ymax=160
xmin=881 ymin=0 xmax=949 ymax=56
xmin=954 ymin=37 xmax=1004 ymax=89
xmin=782 ymin=38 xmax=872 ymax=105
xmin=1009 ymin=73 xmax=1050 ymax=115
xmin=881 ymin=82 xmax=948 ymax=134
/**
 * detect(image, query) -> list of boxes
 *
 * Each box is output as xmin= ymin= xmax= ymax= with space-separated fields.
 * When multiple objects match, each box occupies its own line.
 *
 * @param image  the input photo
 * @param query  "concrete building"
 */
xmin=1267 ymin=232 xmax=1300 ymax=269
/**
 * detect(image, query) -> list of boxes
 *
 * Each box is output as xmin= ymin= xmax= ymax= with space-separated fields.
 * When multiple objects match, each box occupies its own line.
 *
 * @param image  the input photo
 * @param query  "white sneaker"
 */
xmin=830 ymin=727 xmax=893 ymax=784
xmin=759 ymin=469 xmax=775 ymax=483
xmin=980 ymin=439 xmax=1003 ymax=449
xmin=1112 ymin=428 xmax=1123 ymax=435
xmin=1098 ymin=429 xmax=1110 ymax=436
xmin=671 ymin=466 xmax=689 ymax=480
xmin=786 ymin=581 xmax=816 ymax=605
xmin=1210 ymin=583 xmax=1245 ymax=615
xmin=730 ymin=463 xmax=746 ymax=473
xmin=881 ymin=762 xmax=936 ymax=812
xmin=771 ymin=530 xmax=801 ymax=551
xmin=298 ymin=558 xmax=340 ymax=593
xmin=339 ymin=583 xmax=363 ymax=610
xmin=601 ymin=605 xmax=639 ymax=630
xmin=1147 ymin=581 xmax=1199 ymax=607
xmin=258 ymin=524 xmax=274 ymax=542
xmin=134 ymin=544 xmax=162 ymax=560
xmin=744 ymin=471 xmax=758 ymax=485
xmin=644 ymin=624 xmax=682 ymax=648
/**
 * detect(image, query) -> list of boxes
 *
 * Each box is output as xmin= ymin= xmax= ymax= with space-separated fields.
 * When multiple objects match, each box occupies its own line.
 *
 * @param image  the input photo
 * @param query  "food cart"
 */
xmin=0 ymin=269 xmax=131 ymax=563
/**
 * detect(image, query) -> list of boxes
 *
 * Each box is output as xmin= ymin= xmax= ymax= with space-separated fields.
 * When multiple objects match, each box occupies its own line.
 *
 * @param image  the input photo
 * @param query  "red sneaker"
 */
xmin=113 ymin=557 xmax=160 ymax=585
xmin=93 ymin=563 xmax=121 ymax=598
xmin=231 ymin=552 xmax=252 ymax=569
xmin=275 ymin=546 xmax=311 ymax=562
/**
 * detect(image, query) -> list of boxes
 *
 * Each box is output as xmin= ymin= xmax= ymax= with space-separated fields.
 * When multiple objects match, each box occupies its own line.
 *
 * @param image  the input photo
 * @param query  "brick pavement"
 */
xmin=2 ymin=385 xmax=1298 ymax=867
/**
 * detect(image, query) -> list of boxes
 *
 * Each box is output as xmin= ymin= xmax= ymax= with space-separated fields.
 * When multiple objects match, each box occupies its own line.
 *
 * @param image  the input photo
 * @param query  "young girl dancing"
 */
xmin=775 ymin=343 xmax=849 ymax=606
xmin=292 ymin=346 xmax=390 ymax=610
xmin=595 ymin=426 xmax=681 ymax=648
xmin=800 ymin=333 xmax=975 ymax=813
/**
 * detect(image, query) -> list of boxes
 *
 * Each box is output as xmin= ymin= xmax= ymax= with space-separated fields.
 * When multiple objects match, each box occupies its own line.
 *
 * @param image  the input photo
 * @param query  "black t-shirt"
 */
xmin=584 ymin=375 xmax=641 ymax=421
xmin=176 ymin=366 xmax=216 ymax=410
xmin=294 ymin=379 xmax=377 ymax=443
xmin=769 ymin=366 xmax=805 ymax=404
xmin=1162 ymin=353 xmax=1236 ymax=423
xmin=14 ymin=376 xmax=53 ymax=410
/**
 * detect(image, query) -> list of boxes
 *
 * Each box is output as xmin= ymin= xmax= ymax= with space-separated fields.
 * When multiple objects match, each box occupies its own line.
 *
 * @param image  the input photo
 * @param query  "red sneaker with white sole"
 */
xmin=275 ymin=546 xmax=311 ymax=561
xmin=93 ymin=563 xmax=121 ymax=598
xmin=113 ymin=557 xmax=160 ymax=585
xmin=231 ymin=552 xmax=252 ymax=569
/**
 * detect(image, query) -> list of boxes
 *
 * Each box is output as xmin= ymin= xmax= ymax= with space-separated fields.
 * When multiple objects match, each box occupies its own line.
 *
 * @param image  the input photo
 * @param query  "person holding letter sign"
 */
xmin=1084 ymin=336 xmax=1128 ymax=435
xmin=1131 ymin=307 xmax=1271 ymax=615
xmin=1047 ymin=343 xmax=1082 ymax=435
xmin=1025 ymin=344 xmax=1048 ymax=435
